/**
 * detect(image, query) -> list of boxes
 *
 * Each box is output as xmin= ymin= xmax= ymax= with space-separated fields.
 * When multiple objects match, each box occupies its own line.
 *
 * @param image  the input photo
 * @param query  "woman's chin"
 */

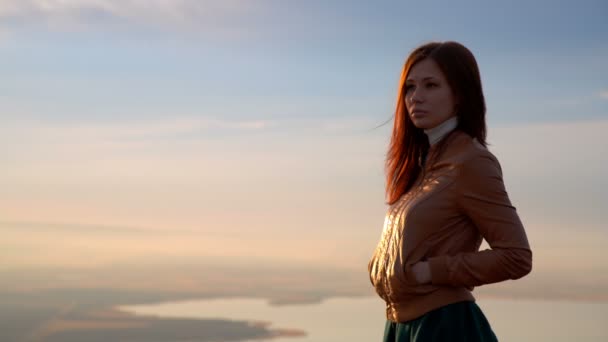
xmin=411 ymin=118 xmax=432 ymax=130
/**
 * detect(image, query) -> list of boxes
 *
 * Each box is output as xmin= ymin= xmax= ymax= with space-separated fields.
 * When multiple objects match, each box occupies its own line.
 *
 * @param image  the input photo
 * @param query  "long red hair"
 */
xmin=386 ymin=41 xmax=487 ymax=205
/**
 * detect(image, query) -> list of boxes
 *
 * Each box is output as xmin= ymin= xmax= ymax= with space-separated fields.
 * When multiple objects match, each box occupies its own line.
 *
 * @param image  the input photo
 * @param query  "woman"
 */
xmin=368 ymin=41 xmax=533 ymax=341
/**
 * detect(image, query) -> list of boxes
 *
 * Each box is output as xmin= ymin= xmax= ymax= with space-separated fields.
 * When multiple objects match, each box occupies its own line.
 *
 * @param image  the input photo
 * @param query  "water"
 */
xmin=118 ymin=296 xmax=608 ymax=341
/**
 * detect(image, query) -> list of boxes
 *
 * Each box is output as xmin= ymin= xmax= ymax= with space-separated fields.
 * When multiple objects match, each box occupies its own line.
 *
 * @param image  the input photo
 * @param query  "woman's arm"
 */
xmin=424 ymin=152 xmax=532 ymax=288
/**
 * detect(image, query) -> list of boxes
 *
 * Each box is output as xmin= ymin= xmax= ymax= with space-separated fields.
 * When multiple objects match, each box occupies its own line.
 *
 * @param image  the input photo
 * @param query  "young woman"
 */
xmin=368 ymin=41 xmax=533 ymax=341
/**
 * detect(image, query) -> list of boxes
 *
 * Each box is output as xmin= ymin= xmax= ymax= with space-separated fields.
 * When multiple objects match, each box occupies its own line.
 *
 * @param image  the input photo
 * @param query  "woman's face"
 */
xmin=404 ymin=58 xmax=458 ymax=130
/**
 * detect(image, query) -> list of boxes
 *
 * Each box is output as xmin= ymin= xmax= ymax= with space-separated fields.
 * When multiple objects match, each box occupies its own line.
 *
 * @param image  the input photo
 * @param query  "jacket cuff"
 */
xmin=428 ymin=255 xmax=450 ymax=285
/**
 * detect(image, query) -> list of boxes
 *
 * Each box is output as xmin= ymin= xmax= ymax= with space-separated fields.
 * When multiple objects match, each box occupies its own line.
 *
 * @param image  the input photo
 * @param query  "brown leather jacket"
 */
xmin=368 ymin=130 xmax=532 ymax=322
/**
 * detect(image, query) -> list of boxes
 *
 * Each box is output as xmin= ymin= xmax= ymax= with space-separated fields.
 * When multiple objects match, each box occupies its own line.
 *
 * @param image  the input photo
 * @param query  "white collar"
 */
xmin=424 ymin=116 xmax=459 ymax=146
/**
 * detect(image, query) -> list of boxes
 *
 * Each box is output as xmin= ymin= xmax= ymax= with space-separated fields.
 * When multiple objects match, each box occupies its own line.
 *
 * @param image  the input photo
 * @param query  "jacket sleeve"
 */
xmin=427 ymin=151 xmax=532 ymax=288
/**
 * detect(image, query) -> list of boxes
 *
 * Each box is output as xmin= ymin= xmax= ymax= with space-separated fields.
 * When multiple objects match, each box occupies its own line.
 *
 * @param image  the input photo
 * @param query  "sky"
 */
xmin=1 ymin=0 xmax=608 ymax=299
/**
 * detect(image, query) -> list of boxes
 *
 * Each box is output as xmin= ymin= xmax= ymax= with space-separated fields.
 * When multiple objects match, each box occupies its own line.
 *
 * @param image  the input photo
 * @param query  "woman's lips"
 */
xmin=411 ymin=110 xmax=428 ymax=117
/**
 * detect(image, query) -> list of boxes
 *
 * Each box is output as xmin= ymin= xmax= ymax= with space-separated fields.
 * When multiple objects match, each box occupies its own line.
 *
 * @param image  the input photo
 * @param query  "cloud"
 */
xmin=0 ymin=0 xmax=255 ymax=34
xmin=2 ymin=116 xmax=276 ymax=143
xmin=0 ymin=219 xmax=189 ymax=235
xmin=319 ymin=116 xmax=384 ymax=133
xmin=599 ymin=89 xmax=608 ymax=100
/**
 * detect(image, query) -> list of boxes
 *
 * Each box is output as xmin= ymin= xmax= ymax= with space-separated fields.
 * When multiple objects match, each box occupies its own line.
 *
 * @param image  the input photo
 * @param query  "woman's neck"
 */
xmin=424 ymin=116 xmax=459 ymax=146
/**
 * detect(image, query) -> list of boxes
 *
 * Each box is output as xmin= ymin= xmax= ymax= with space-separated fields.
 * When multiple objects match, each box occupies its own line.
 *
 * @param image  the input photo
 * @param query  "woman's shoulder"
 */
xmin=442 ymin=130 xmax=494 ymax=162
xmin=446 ymin=131 xmax=503 ymax=180
xmin=434 ymin=130 xmax=501 ymax=175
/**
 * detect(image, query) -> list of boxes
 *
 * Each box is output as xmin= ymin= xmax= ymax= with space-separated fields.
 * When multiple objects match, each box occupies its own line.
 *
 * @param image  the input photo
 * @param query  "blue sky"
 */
xmin=2 ymin=0 xmax=607 ymax=125
xmin=1 ymin=0 xmax=608 ymax=299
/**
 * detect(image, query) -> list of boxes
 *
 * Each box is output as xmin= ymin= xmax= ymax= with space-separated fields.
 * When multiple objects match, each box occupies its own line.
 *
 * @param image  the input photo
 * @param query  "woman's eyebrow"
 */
xmin=405 ymin=76 xmax=438 ymax=83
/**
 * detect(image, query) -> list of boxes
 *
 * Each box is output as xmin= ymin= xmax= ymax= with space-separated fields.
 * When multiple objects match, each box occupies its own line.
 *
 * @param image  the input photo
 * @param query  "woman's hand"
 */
xmin=412 ymin=261 xmax=432 ymax=284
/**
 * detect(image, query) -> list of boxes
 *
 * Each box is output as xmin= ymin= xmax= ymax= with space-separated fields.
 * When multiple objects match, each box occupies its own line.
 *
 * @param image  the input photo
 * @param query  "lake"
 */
xmin=118 ymin=296 xmax=608 ymax=341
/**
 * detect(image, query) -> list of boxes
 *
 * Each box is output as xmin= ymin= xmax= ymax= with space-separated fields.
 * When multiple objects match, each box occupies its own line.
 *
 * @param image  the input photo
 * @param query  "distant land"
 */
xmin=2 ymin=301 xmax=305 ymax=342
xmin=0 ymin=262 xmax=361 ymax=342
xmin=1 ymin=261 xmax=606 ymax=341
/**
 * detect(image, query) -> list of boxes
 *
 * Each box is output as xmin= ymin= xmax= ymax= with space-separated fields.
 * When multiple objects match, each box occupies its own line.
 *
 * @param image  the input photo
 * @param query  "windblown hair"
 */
xmin=386 ymin=41 xmax=487 ymax=205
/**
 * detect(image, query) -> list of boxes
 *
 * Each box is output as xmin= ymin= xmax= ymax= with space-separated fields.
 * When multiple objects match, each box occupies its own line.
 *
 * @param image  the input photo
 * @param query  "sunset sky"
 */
xmin=1 ymin=0 xmax=607 ymax=299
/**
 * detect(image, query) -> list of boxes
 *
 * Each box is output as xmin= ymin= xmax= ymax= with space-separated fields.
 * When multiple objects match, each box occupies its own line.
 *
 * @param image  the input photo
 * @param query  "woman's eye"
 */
xmin=426 ymin=83 xmax=438 ymax=88
xmin=405 ymin=85 xmax=415 ymax=92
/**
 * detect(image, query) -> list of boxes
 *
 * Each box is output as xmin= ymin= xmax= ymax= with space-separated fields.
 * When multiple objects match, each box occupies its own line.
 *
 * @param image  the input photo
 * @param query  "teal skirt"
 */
xmin=383 ymin=301 xmax=498 ymax=341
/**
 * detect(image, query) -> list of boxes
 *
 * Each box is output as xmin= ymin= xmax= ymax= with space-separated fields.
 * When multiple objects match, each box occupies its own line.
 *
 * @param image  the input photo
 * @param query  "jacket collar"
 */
xmin=424 ymin=116 xmax=459 ymax=146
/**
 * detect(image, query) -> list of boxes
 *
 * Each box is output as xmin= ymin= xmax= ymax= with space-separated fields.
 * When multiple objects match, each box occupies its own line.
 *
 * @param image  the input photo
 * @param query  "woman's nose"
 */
xmin=410 ymin=88 xmax=423 ymax=103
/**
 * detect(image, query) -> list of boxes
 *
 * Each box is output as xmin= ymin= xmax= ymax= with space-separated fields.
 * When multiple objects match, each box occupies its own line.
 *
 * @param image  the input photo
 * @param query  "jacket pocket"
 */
xmin=400 ymin=240 xmax=430 ymax=286
xmin=402 ymin=259 xmax=420 ymax=286
xmin=394 ymin=245 xmax=438 ymax=296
